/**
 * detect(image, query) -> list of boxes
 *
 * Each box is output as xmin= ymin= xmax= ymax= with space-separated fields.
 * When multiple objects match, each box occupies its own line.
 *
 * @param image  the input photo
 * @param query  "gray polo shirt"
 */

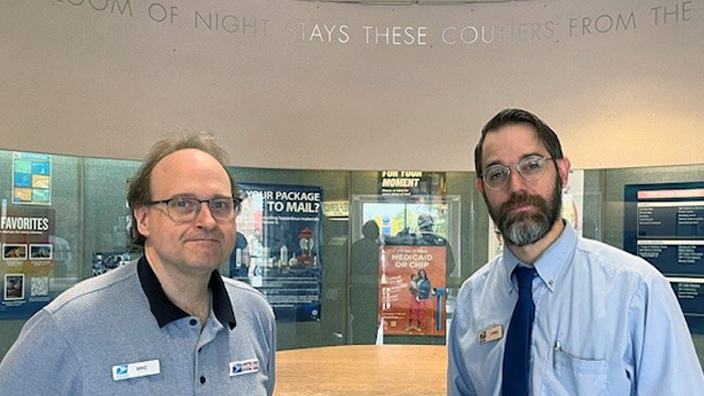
xmin=0 ymin=257 xmax=276 ymax=395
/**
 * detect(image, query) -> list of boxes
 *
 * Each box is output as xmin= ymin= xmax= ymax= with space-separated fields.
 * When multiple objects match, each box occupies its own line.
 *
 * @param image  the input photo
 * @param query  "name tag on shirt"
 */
xmin=112 ymin=359 xmax=160 ymax=381
xmin=230 ymin=358 xmax=260 ymax=377
xmin=479 ymin=325 xmax=503 ymax=344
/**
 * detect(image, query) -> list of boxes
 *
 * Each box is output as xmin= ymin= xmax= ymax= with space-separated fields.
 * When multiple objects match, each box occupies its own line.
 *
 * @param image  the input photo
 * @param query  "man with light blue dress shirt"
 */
xmin=447 ymin=109 xmax=704 ymax=395
xmin=0 ymin=132 xmax=276 ymax=395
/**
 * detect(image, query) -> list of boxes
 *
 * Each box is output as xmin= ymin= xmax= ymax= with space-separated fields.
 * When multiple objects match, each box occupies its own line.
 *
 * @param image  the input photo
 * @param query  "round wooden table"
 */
xmin=275 ymin=344 xmax=447 ymax=396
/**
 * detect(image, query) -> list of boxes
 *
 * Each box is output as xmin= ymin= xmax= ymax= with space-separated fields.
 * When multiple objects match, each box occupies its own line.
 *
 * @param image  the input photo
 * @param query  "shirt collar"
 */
xmin=500 ymin=220 xmax=578 ymax=293
xmin=137 ymin=256 xmax=237 ymax=330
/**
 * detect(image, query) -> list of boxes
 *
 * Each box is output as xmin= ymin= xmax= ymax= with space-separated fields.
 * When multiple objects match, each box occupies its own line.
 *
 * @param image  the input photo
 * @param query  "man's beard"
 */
xmin=486 ymin=176 xmax=562 ymax=247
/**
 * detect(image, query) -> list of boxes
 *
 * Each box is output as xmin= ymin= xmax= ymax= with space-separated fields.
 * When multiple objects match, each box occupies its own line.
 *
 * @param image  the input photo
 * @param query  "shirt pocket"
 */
xmin=545 ymin=347 xmax=608 ymax=396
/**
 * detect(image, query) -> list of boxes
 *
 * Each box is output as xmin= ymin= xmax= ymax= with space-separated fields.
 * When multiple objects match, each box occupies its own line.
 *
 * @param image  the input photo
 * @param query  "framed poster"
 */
xmin=0 ymin=207 xmax=55 ymax=319
xmin=231 ymin=182 xmax=323 ymax=322
xmin=13 ymin=152 xmax=52 ymax=205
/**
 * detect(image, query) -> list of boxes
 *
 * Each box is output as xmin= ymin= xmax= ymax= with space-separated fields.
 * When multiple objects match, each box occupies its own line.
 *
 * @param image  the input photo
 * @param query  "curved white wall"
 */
xmin=1 ymin=0 xmax=702 ymax=170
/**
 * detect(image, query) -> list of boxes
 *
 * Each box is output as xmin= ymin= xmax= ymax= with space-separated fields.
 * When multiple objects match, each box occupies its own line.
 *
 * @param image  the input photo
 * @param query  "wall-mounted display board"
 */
xmin=624 ymin=182 xmax=704 ymax=316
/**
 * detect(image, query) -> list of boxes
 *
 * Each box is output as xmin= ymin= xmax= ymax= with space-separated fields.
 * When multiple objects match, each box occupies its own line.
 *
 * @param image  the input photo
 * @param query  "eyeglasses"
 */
xmin=480 ymin=155 xmax=555 ymax=190
xmin=148 ymin=196 xmax=242 ymax=223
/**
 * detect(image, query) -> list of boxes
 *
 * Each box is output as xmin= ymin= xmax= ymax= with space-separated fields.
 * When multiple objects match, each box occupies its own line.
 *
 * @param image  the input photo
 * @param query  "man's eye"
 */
xmin=487 ymin=170 xmax=506 ymax=181
xmin=174 ymin=199 xmax=195 ymax=209
xmin=523 ymin=159 xmax=543 ymax=171
xmin=211 ymin=200 xmax=231 ymax=211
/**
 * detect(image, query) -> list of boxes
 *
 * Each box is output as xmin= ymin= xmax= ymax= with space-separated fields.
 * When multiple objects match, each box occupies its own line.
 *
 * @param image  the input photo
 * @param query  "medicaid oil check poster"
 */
xmin=379 ymin=245 xmax=446 ymax=336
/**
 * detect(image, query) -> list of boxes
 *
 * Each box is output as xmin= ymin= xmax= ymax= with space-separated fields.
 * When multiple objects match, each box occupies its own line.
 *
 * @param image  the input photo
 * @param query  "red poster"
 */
xmin=379 ymin=245 xmax=446 ymax=336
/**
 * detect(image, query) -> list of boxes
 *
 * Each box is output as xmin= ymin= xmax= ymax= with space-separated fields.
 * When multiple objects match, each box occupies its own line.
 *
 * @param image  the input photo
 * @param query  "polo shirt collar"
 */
xmin=137 ymin=256 xmax=237 ymax=330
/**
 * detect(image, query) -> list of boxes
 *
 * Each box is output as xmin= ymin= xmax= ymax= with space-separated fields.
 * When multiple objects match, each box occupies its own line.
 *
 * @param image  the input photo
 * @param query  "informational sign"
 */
xmin=0 ymin=206 xmax=56 ymax=319
xmin=13 ymin=152 xmax=52 ymax=205
xmin=322 ymin=200 xmax=349 ymax=219
xmin=230 ymin=183 xmax=323 ymax=322
xmin=379 ymin=244 xmax=446 ymax=336
xmin=378 ymin=171 xmax=446 ymax=196
xmin=624 ymin=182 xmax=704 ymax=315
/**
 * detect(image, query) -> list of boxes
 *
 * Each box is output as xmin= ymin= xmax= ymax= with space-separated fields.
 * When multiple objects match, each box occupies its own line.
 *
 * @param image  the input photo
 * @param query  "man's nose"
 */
xmin=194 ymin=203 xmax=218 ymax=228
xmin=507 ymin=168 xmax=528 ymax=193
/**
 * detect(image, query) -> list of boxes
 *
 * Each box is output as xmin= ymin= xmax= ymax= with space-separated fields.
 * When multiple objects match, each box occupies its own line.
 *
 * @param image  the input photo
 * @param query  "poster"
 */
xmin=378 ymin=171 xmax=446 ymax=196
xmin=230 ymin=183 xmax=323 ymax=322
xmin=379 ymin=244 xmax=447 ymax=336
xmin=13 ymin=152 xmax=52 ymax=205
xmin=624 ymin=182 xmax=704 ymax=316
xmin=0 ymin=207 xmax=56 ymax=319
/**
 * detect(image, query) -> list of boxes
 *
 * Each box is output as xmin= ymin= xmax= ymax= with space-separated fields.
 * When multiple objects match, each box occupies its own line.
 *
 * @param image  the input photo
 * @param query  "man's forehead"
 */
xmin=150 ymin=149 xmax=230 ymax=192
xmin=481 ymin=124 xmax=547 ymax=164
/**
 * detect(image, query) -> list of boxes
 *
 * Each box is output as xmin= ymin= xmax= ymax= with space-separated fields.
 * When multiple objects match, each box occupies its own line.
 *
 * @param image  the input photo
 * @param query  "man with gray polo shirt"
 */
xmin=0 ymin=132 xmax=276 ymax=395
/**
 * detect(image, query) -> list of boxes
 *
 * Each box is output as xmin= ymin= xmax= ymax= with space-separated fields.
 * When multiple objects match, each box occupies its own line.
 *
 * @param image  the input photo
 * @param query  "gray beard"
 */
xmin=487 ymin=177 xmax=562 ymax=247
xmin=501 ymin=210 xmax=554 ymax=247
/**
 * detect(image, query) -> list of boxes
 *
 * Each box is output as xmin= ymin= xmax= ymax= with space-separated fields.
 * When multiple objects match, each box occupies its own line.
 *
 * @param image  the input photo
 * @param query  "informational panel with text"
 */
xmin=624 ymin=182 xmax=704 ymax=316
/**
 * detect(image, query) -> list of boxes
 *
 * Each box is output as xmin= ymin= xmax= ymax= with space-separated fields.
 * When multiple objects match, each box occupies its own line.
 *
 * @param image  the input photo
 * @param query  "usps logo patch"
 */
xmin=111 ymin=359 xmax=160 ymax=381
xmin=478 ymin=324 xmax=503 ymax=344
xmin=112 ymin=365 xmax=129 ymax=381
xmin=229 ymin=358 xmax=260 ymax=377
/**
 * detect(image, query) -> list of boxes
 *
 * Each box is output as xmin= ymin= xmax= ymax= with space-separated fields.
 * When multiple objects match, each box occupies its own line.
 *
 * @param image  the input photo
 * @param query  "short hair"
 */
xmin=474 ymin=109 xmax=564 ymax=176
xmin=127 ymin=132 xmax=239 ymax=247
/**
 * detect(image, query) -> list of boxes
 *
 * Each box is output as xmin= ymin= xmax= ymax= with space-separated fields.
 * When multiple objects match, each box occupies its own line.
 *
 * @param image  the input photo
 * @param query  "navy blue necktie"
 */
xmin=502 ymin=266 xmax=536 ymax=396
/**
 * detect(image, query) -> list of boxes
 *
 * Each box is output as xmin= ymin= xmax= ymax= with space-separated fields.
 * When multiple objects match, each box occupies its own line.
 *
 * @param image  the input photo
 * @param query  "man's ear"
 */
xmin=557 ymin=157 xmax=571 ymax=188
xmin=134 ymin=206 xmax=150 ymax=239
xmin=475 ymin=177 xmax=485 ymax=196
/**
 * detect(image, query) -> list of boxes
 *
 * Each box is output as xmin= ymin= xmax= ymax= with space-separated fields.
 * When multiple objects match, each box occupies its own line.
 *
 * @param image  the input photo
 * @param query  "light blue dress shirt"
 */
xmin=448 ymin=224 xmax=704 ymax=395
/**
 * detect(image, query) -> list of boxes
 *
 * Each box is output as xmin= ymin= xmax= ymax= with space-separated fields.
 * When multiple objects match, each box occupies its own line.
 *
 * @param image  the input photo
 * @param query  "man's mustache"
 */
xmin=499 ymin=194 xmax=547 ymax=213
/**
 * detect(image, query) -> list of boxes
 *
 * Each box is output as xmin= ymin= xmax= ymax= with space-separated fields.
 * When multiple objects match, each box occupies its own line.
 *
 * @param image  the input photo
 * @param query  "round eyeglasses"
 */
xmin=480 ymin=155 xmax=555 ymax=190
xmin=148 ymin=196 xmax=242 ymax=223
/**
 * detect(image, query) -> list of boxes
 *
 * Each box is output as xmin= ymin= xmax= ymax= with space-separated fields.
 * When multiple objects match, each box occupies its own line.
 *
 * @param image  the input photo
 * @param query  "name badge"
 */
xmin=112 ymin=359 xmax=160 ymax=381
xmin=230 ymin=358 xmax=260 ymax=377
xmin=478 ymin=324 xmax=503 ymax=344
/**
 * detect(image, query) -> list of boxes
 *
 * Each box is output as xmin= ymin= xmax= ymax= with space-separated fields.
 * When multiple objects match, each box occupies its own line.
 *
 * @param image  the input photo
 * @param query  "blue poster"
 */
xmin=13 ymin=152 xmax=52 ymax=205
xmin=230 ymin=182 xmax=323 ymax=322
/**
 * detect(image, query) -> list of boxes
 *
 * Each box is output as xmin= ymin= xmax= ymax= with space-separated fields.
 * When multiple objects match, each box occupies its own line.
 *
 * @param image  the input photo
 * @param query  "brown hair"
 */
xmin=474 ymin=108 xmax=564 ymax=176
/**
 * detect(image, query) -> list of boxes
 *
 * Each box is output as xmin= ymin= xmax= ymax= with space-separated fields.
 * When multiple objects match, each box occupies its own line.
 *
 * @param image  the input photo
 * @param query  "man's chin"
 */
xmin=184 ymin=252 xmax=227 ymax=269
xmin=502 ymin=219 xmax=548 ymax=246
xmin=505 ymin=237 xmax=540 ymax=248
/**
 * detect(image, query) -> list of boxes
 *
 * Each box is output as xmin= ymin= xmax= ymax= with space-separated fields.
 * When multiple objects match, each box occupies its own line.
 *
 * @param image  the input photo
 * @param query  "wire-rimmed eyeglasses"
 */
xmin=480 ymin=155 xmax=555 ymax=190
xmin=147 ymin=196 xmax=242 ymax=223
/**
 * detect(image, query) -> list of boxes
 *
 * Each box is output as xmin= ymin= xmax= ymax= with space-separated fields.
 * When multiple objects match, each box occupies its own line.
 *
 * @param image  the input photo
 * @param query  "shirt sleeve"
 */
xmin=447 ymin=305 xmax=478 ymax=396
xmin=0 ymin=309 xmax=83 ymax=395
xmin=629 ymin=274 xmax=704 ymax=394
xmin=266 ymin=306 xmax=277 ymax=396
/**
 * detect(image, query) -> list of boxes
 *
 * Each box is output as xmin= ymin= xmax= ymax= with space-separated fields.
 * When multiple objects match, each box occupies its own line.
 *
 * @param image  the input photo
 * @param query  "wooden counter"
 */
xmin=275 ymin=345 xmax=447 ymax=396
